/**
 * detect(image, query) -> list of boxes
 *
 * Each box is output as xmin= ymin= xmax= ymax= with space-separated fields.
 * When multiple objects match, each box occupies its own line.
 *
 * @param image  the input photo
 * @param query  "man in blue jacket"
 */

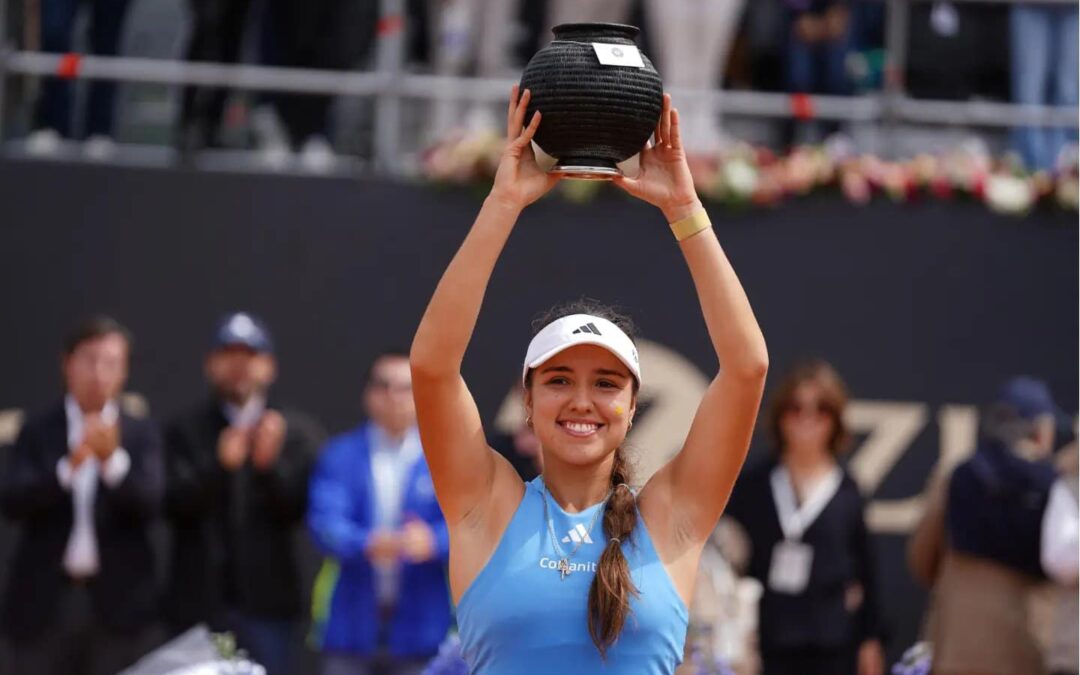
xmin=308 ymin=349 xmax=451 ymax=675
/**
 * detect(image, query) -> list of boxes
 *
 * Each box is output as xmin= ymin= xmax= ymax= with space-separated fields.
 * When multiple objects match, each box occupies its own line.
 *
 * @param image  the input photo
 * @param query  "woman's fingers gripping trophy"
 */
xmin=491 ymin=85 xmax=561 ymax=210
xmin=613 ymin=93 xmax=702 ymax=224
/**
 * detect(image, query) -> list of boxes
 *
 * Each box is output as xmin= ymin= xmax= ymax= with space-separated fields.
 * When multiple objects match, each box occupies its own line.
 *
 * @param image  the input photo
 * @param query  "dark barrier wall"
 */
xmin=1 ymin=159 xmax=1077 ymax=663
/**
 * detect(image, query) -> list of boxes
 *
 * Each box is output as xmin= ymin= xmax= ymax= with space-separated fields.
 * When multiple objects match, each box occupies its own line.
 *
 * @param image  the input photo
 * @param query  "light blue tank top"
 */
xmin=457 ymin=477 xmax=688 ymax=674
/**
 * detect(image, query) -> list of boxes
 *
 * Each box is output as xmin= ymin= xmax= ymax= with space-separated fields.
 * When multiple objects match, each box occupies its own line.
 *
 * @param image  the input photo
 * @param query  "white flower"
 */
xmin=722 ymin=158 xmax=759 ymax=199
xmin=985 ymin=174 xmax=1035 ymax=214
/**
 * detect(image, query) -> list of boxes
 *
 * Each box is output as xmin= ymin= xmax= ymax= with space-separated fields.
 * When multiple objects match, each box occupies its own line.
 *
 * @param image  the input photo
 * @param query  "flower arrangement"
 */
xmin=891 ymin=642 xmax=932 ymax=675
xmin=420 ymin=131 xmax=1079 ymax=215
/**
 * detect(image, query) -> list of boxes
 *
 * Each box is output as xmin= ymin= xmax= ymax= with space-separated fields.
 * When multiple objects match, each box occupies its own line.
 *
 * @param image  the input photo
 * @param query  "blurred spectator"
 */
xmin=1029 ymin=440 xmax=1079 ymax=675
xmin=25 ymin=0 xmax=133 ymax=158
xmin=176 ymin=0 xmax=256 ymax=153
xmin=783 ymin=0 xmax=852 ymax=146
xmin=906 ymin=3 xmax=1010 ymax=101
xmin=426 ymin=0 xmax=523 ymax=141
xmin=308 ymin=349 xmax=451 ymax=675
xmin=545 ymin=0 xmax=633 ymax=33
xmin=908 ymin=377 xmax=1079 ymax=675
xmin=723 ymin=360 xmax=884 ymax=675
xmin=1009 ymin=3 xmax=1079 ymax=171
xmin=846 ymin=0 xmax=885 ymax=92
xmin=163 ymin=312 xmax=323 ymax=674
xmin=644 ymin=0 xmax=746 ymax=155
xmin=259 ymin=0 xmax=349 ymax=172
xmin=0 ymin=316 xmax=163 ymax=675
xmin=489 ymin=420 xmax=542 ymax=481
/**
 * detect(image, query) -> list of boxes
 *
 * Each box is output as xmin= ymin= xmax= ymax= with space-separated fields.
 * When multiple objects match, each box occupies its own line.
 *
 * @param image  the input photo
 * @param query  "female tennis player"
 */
xmin=410 ymin=86 xmax=768 ymax=674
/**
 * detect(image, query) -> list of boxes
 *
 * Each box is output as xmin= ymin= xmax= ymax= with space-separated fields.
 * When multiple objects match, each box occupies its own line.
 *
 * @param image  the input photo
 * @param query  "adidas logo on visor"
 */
xmin=572 ymin=323 xmax=602 ymax=336
xmin=561 ymin=523 xmax=594 ymax=545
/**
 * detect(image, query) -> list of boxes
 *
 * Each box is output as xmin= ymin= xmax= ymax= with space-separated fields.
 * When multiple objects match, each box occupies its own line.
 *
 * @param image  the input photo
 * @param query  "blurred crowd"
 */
xmin=0 ymin=313 xmax=1075 ymax=675
xmin=9 ymin=0 xmax=1076 ymax=172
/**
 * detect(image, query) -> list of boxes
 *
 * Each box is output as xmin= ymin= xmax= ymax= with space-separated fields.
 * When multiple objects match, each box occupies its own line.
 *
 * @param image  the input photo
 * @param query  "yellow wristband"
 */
xmin=669 ymin=209 xmax=712 ymax=242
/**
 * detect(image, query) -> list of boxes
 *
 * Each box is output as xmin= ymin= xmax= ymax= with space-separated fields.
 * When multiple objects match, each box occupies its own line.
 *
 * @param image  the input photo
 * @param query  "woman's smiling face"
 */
xmin=525 ymin=344 xmax=637 ymax=469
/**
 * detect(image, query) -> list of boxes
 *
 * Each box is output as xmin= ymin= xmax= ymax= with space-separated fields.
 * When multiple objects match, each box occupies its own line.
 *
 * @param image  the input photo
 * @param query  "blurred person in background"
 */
xmin=1030 ymin=437 xmax=1079 ymax=675
xmin=643 ymin=0 xmax=746 ymax=155
xmin=307 ymin=349 xmax=451 ymax=675
xmin=24 ymin=0 xmax=134 ymax=158
xmin=176 ymin=0 xmax=256 ymax=153
xmin=908 ymin=377 xmax=1079 ymax=675
xmin=545 ymin=0 xmax=632 ymax=34
xmin=783 ymin=0 xmax=852 ymax=146
xmin=163 ymin=312 xmax=323 ymax=674
xmin=723 ymin=360 xmax=884 ymax=675
xmin=1009 ymin=3 xmax=1079 ymax=171
xmin=0 ymin=316 xmax=163 ymax=675
xmin=426 ymin=0 xmax=523 ymax=141
xmin=258 ymin=0 xmax=349 ymax=172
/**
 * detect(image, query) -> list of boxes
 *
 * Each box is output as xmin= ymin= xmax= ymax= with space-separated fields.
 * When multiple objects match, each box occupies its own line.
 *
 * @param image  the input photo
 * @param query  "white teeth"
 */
xmin=563 ymin=422 xmax=599 ymax=434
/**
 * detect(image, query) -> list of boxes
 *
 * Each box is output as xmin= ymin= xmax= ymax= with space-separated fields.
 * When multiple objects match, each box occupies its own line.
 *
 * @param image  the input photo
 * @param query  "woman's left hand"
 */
xmin=613 ymin=93 xmax=702 ymax=223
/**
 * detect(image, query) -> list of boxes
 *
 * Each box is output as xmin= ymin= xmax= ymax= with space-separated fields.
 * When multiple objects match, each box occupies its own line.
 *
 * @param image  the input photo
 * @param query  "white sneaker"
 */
xmin=83 ymin=135 xmax=117 ymax=161
xmin=25 ymin=128 xmax=62 ymax=156
xmin=258 ymin=141 xmax=293 ymax=171
xmin=251 ymin=104 xmax=289 ymax=150
xmin=299 ymin=136 xmax=336 ymax=174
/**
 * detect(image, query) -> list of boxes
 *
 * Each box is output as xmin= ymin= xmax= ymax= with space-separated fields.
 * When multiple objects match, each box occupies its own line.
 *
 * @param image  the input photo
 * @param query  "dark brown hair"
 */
xmin=63 ymin=315 xmax=132 ymax=356
xmin=767 ymin=359 xmax=851 ymax=456
xmin=526 ymin=299 xmax=640 ymax=657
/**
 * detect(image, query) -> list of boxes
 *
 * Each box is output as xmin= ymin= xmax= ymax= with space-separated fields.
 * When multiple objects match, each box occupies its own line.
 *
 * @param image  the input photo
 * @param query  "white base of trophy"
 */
xmin=551 ymin=162 xmax=621 ymax=181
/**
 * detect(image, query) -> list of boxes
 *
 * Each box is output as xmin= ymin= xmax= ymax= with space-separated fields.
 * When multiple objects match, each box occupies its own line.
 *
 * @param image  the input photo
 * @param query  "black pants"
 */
xmin=262 ymin=0 xmax=347 ymax=147
xmin=35 ymin=0 xmax=131 ymax=138
xmin=6 ymin=582 xmax=159 ymax=675
xmin=762 ymin=646 xmax=855 ymax=675
xmin=178 ymin=0 xmax=254 ymax=148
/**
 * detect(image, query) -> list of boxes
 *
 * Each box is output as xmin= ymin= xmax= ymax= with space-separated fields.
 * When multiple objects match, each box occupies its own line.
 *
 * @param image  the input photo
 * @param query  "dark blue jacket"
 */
xmin=307 ymin=422 xmax=451 ymax=657
xmin=946 ymin=441 xmax=1057 ymax=580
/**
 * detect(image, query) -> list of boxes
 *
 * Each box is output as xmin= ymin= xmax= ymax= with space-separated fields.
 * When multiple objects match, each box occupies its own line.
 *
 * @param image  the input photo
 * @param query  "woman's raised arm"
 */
xmin=617 ymin=95 xmax=769 ymax=543
xmin=411 ymin=87 xmax=559 ymax=525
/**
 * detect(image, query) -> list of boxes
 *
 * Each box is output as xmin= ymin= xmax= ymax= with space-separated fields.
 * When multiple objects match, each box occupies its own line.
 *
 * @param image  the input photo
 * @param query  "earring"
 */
xmin=525 ymin=414 xmax=533 ymax=428
xmin=628 ymin=419 xmax=634 ymax=430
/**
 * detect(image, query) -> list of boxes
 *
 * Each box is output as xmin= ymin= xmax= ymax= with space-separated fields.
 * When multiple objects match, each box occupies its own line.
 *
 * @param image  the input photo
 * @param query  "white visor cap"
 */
xmin=522 ymin=314 xmax=641 ymax=386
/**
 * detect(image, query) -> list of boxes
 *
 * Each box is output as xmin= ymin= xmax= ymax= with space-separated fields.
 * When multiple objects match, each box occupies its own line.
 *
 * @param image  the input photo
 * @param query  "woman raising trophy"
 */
xmin=410 ymin=84 xmax=769 ymax=674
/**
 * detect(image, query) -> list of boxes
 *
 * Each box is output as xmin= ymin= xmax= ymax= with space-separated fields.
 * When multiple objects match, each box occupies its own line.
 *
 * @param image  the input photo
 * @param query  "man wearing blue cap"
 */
xmin=908 ymin=376 xmax=1078 ymax=675
xmin=163 ymin=312 xmax=325 ymax=674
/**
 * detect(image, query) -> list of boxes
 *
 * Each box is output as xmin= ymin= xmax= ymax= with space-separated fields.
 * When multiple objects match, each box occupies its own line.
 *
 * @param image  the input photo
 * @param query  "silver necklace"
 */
xmin=541 ymin=483 xmax=611 ymax=580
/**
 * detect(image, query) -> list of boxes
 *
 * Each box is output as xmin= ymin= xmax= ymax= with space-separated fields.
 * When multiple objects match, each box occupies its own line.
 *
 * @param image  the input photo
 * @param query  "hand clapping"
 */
xmin=83 ymin=413 xmax=119 ymax=462
xmin=251 ymin=410 xmax=286 ymax=471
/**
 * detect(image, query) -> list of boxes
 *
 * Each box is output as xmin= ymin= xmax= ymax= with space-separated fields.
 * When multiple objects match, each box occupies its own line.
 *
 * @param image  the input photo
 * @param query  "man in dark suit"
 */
xmin=0 ymin=316 xmax=164 ymax=675
xmin=164 ymin=312 xmax=323 ymax=674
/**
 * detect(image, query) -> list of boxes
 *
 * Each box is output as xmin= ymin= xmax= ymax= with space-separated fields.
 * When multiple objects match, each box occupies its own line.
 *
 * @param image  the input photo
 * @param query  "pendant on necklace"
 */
xmin=558 ymin=558 xmax=571 ymax=580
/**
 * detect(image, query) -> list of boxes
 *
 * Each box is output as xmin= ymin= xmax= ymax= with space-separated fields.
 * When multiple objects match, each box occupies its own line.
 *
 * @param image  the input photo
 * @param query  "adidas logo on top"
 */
xmin=561 ymin=523 xmax=594 ymax=544
xmin=572 ymin=323 xmax=602 ymax=336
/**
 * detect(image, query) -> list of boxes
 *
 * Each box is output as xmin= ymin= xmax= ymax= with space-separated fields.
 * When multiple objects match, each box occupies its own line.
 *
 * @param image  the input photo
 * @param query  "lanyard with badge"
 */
xmin=768 ymin=465 xmax=843 ymax=594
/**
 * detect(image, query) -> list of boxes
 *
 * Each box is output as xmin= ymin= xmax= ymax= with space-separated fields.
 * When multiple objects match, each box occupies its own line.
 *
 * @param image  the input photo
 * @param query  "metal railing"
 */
xmin=1 ymin=0 xmax=1076 ymax=173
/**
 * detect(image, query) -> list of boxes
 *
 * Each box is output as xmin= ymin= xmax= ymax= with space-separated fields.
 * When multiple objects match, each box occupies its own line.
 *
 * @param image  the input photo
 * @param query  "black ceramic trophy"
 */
xmin=520 ymin=23 xmax=664 ymax=180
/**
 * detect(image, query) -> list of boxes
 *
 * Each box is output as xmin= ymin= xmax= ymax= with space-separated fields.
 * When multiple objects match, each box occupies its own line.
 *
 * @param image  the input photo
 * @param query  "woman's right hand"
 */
xmin=489 ymin=85 xmax=560 ymax=210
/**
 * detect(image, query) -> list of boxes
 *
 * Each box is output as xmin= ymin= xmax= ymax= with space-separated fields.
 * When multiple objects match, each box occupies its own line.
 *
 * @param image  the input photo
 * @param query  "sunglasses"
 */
xmin=369 ymin=379 xmax=412 ymax=394
xmin=783 ymin=401 xmax=833 ymax=417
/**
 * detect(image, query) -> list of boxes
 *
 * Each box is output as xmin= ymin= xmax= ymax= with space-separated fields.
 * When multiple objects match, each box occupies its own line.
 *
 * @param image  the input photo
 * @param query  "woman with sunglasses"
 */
xmin=410 ymin=86 xmax=768 ymax=674
xmin=723 ymin=360 xmax=884 ymax=675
